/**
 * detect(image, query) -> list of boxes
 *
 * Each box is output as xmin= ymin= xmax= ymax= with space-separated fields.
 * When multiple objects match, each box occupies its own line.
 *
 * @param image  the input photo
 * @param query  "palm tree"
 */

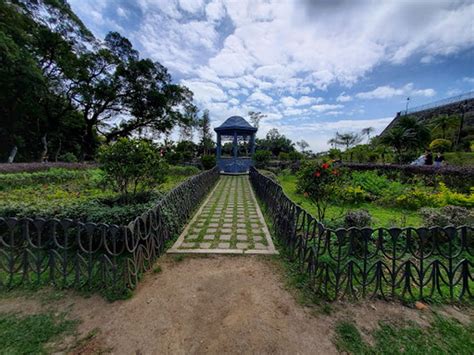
xmin=327 ymin=138 xmax=337 ymax=149
xmin=431 ymin=114 xmax=458 ymax=139
xmin=361 ymin=127 xmax=375 ymax=143
xmin=334 ymin=132 xmax=363 ymax=151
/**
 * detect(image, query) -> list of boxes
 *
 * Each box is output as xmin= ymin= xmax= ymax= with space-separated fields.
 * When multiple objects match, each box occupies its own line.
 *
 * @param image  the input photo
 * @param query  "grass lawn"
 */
xmin=0 ymin=312 xmax=78 ymax=354
xmin=334 ymin=315 xmax=474 ymax=354
xmin=277 ymin=173 xmax=423 ymax=228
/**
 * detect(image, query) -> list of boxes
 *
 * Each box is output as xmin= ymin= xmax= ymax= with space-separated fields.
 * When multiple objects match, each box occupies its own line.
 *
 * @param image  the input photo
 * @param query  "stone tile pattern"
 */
xmin=174 ymin=175 xmax=271 ymax=251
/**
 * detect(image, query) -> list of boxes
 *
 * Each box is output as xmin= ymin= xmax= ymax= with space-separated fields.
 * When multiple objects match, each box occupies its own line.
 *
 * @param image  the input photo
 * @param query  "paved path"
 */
xmin=169 ymin=175 xmax=277 ymax=254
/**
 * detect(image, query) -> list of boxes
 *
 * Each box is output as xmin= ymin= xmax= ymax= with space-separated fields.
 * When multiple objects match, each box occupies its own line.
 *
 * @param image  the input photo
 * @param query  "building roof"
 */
xmin=214 ymin=116 xmax=257 ymax=133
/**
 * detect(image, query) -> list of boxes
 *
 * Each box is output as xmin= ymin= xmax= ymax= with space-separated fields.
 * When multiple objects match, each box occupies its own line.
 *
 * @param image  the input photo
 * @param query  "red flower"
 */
xmin=314 ymin=171 xmax=321 ymax=177
xmin=322 ymin=163 xmax=330 ymax=169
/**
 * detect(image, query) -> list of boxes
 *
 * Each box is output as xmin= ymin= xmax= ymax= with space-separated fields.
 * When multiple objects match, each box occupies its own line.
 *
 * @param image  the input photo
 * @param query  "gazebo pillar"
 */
xmin=232 ymin=131 xmax=238 ymax=158
xmin=250 ymin=133 xmax=256 ymax=155
xmin=216 ymin=133 xmax=222 ymax=159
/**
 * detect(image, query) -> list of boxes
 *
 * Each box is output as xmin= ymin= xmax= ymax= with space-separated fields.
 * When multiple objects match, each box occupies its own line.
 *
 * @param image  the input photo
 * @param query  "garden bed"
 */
xmin=0 ymin=165 xmax=200 ymax=225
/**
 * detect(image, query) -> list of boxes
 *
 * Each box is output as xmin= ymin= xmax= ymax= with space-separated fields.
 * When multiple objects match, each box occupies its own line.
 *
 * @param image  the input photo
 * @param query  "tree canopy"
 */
xmin=0 ymin=0 xmax=196 ymax=162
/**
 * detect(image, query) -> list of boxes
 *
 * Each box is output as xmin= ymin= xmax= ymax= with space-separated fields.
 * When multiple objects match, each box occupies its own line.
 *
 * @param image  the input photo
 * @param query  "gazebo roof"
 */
xmin=214 ymin=116 xmax=257 ymax=133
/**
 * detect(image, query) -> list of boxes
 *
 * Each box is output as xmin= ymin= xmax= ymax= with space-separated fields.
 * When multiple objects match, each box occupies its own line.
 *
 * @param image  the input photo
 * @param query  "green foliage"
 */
xmin=395 ymin=188 xmax=437 ymax=210
xmin=420 ymin=205 xmax=473 ymax=227
xmin=168 ymin=165 xmax=200 ymax=176
xmin=201 ymin=155 xmax=216 ymax=170
xmin=0 ymin=312 xmax=77 ymax=354
xmin=344 ymin=209 xmax=372 ymax=228
xmin=337 ymin=185 xmax=370 ymax=204
xmin=334 ymin=316 xmax=474 ymax=355
xmin=430 ymin=138 xmax=452 ymax=152
xmin=253 ymin=150 xmax=272 ymax=168
xmin=0 ymin=168 xmax=92 ymax=190
xmin=256 ymin=128 xmax=295 ymax=156
xmin=58 ymin=152 xmax=78 ymax=162
xmin=435 ymin=183 xmax=474 ymax=208
xmin=278 ymin=152 xmax=290 ymax=161
xmin=349 ymin=171 xmax=405 ymax=199
xmin=98 ymin=138 xmax=168 ymax=195
xmin=444 ymin=152 xmax=474 ymax=166
xmin=296 ymin=160 xmax=341 ymax=221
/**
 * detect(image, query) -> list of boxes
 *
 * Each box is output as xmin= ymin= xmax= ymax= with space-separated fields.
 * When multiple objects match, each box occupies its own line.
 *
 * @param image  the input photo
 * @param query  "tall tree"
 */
xmin=361 ymin=127 xmax=374 ymax=143
xmin=248 ymin=111 xmax=266 ymax=128
xmin=334 ymin=132 xmax=363 ymax=150
xmin=198 ymin=109 xmax=214 ymax=155
xmin=296 ymin=140 xmax=309 ymax=152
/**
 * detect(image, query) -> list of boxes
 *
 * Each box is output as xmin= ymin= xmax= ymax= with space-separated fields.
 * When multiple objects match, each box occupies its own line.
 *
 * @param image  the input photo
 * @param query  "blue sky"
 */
xmin=68 ymin=0 xmax=474 ymax=151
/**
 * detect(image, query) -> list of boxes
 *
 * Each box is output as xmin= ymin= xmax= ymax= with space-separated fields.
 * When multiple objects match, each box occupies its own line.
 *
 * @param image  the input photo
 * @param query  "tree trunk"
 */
xmin=8 ymin=145 xmax=17 ymax=163
xmin=40 ymin=134 xmax=48 ymax=162
xmin=83 ymin=120 xmax=96 ymax=161
xmin=54 ymin=139 xmax=62 ymax=162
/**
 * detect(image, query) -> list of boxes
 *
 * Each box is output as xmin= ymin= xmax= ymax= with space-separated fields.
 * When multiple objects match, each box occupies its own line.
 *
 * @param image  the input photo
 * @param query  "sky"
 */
xmin=68 ymin=0 xmax=474 ymax=152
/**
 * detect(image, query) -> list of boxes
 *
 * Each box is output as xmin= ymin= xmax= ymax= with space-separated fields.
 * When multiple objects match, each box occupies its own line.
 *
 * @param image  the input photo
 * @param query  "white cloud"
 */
xmin=281 ymin=95 xmax=323 ymax=107
xmin=247 ymin=91 xmax=273 ymax=105
xmin=463 ymin=77 xmax=474 ymax=85
xmin=356 ymin=83 xmax=436 ymax=99
xmin=336 ymin=92 xmax=352 ymax=102
xmin=311 ymin=104 xmax=344 ymax=112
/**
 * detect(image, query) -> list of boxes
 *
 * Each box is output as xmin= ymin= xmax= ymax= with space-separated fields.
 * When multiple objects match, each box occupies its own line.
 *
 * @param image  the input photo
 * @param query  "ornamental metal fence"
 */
xmin=249 ymin=167 xmax=473 ymax=302
xmin=0 ymin=167 xmax=219 ymax=298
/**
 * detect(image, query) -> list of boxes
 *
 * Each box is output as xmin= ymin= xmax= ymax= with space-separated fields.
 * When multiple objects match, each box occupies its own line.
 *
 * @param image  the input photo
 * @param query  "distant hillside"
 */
xmin=381 ymin=92 xmax=474 ymax=137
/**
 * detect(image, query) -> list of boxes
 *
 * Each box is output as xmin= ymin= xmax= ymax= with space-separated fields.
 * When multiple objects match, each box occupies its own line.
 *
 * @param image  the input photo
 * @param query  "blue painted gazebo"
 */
xmin=214 ymin=116 xmax=257 ymax=173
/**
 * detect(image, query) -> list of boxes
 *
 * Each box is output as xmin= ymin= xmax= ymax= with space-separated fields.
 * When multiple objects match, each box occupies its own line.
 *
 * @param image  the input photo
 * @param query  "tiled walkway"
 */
xmin=168 ymin=175 xmax=277 ymax=254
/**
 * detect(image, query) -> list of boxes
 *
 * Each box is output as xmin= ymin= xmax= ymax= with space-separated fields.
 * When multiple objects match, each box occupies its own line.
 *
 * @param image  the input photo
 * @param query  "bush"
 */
xmin=253 ymin=150 xmax=272 ymax=168
xmin=58 ymin=152 xmax=78 ymax=163
xmin=344 ymin=209 xmax=372 ymax=228
xmin=395 ymin=188 xmax=437 ymax=210
xmin=420 ymin=206 xmax=473 ymax=227
xmin=201 ymin=155 xmax=216 ymax=170
xmin=337 ymin=185 xmax=370 ymax=205
xmin=98 ymin=138 xmax=168 ymax=195
xmin=435 ymin=183 xmax=474 ymax=208
xmin=429 ymin=139 xmax=451 ymax=152
xmin=297 ymin=160 xmax=342 ymax=221
xmin=278 ymin=152 xmax=290 ymax=161
xmin=168 ymin=165 xmax=199 ymax=176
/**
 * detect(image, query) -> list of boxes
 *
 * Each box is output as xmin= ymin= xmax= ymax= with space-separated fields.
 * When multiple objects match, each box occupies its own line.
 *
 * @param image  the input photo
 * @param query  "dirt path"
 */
xmin=0 ymin=255 xmax=471 ymax=354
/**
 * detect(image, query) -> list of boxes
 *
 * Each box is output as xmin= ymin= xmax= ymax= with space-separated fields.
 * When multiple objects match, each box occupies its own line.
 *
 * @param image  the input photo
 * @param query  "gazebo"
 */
xmin=214 ymin=116 xmax=257 ymax=174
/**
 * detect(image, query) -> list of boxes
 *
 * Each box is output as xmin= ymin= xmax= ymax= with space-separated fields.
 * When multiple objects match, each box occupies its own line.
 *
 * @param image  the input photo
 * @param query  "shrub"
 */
xmin=297 ymin=160 xmax=342 ymax=221
xmin=395 ymin=188 xmax=437 ymax=210
xmin=278 ymin=152 xmax=290 ymax=161
xmin=58 ymin=152 xmax=78 ymax=163
xmin=253 ymin=150 xmax=272 ymax=168
xmin=344 ymin=209 xmax=372 ymax=228
xmin=168 ymin=165 xmax=199 ymax=176
xmin=420 ymin=206 xmax=473 ymax=227
xmin=288 ymin=151 xmax=304 ymax=162
xmin=98 ymin=138 xmax=168 ymax=195
xmin=435 ymin=183 xmax=474 ymax=208
xmin=337 ymin=185 xmax=370 ymax=204
xmin=429 ymin=139 xmax=451 ymax=152
xmin=201 ymin=155 xmax=216 ymax=170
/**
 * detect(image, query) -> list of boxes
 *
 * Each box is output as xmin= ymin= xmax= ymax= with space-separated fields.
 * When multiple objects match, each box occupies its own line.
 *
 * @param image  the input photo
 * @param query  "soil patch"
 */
xmin=0 ymin=255 xmax=471 ymax=354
